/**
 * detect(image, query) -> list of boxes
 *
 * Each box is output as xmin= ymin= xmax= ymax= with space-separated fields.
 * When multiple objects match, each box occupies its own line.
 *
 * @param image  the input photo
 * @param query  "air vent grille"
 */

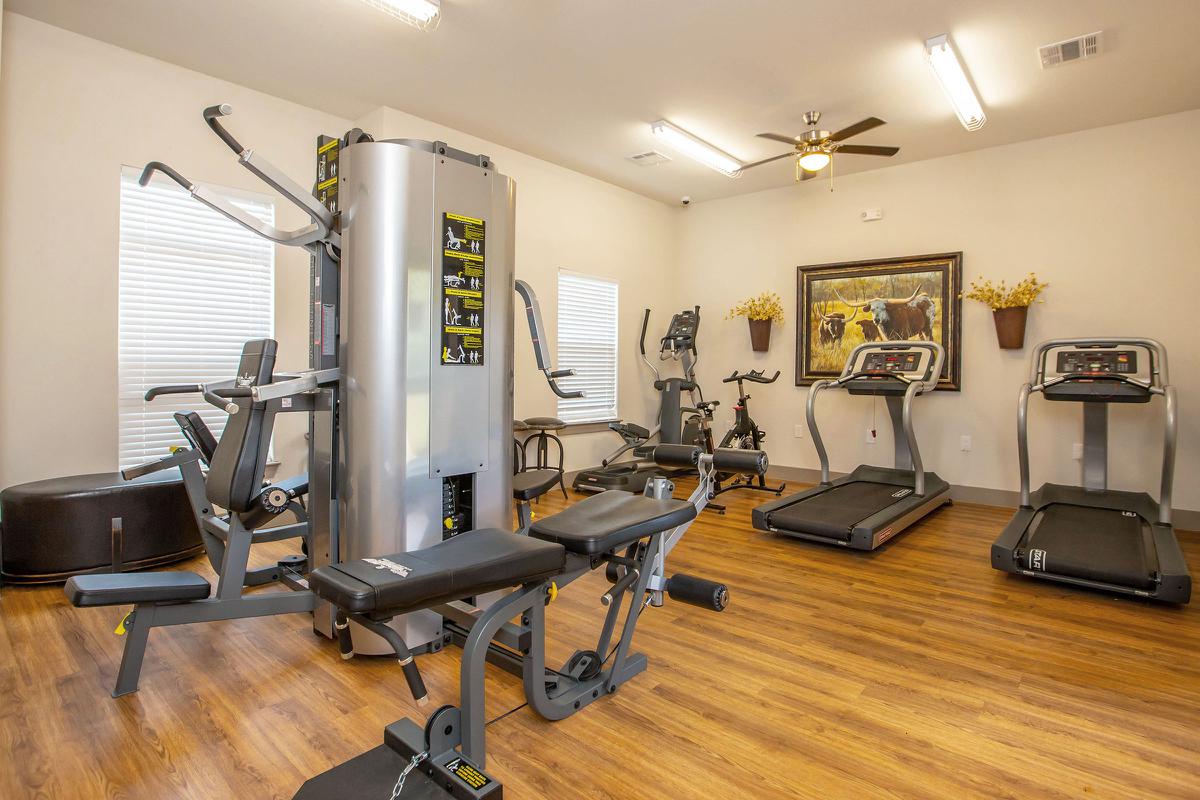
xmin=627 ymin=150 xmax=672 ymax=166
xmin=1039 ymin=31 xmax=1103 ymax=69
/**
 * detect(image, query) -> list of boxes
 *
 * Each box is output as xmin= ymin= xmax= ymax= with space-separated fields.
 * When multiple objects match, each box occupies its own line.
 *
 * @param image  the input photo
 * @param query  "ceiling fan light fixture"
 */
xmin=797 ymin=148 xmax=831 ymax=172
xmin=359 ymin=0 xmax=441 ymax=29
xmin=925 ymin=33 xmax=986 ymax=131
xmin=650 ymin=120 xmax=743 ymax=177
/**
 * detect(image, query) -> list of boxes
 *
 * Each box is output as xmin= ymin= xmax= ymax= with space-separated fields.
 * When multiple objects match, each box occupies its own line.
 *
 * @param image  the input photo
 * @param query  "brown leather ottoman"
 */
xmin=1 ymin=471 xmax=202 ymax=584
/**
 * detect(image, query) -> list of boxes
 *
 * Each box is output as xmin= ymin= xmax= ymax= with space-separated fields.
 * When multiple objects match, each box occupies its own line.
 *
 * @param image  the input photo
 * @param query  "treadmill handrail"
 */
xmin=838 ymin=341 xmax=944 ymax=392
xmin=806 ymin=380 xmax=833 ymax=484
xmin=1028 ymin=337 xmax=1169 ymax=387
xmin=1033 ymin=372 xmax=1157 ymax=395
xmin=901 ymin=380 xmax=926 ymax=497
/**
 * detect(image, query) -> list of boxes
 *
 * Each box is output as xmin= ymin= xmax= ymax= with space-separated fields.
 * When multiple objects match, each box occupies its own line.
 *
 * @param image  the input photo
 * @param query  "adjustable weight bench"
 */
xmin=296 ymin=444 xmax=750 ymax=800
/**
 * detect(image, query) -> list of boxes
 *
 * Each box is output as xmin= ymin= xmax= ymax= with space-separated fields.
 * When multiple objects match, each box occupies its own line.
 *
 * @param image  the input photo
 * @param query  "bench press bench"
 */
xmin=296 ymin=443 xmax=767 ymax=800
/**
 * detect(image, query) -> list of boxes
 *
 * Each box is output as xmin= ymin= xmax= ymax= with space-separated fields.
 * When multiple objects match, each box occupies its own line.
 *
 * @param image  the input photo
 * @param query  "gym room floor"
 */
xmin=2 ymin=480 xmax=1197 ymax=800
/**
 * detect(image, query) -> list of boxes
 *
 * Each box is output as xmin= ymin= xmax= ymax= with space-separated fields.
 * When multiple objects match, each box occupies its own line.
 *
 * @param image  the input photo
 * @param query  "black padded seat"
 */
xmin=513 ymin=470 xmax=561 ymax=501
xmin=308 ymin=529 xmax=566 ymax=617
xmin=530 ymin=490 xmax=696 ymax=555
xmin=64 ymin=572 xmax=211 ymax=607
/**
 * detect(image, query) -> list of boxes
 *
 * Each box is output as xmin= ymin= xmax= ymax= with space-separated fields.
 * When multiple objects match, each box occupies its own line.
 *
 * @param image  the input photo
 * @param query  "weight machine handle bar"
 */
xmin=723 ymin=369 xmax=780 ymax=384
xmin=203 ymin=104 xmax=245 ymax=155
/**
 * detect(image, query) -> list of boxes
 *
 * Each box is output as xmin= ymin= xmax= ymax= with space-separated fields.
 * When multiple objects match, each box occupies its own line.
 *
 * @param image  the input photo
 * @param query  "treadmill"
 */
xmin=753 ymin=342 xmax=951 ymax=550
xmin=991 ymin=338 xmax=1191 ymax=603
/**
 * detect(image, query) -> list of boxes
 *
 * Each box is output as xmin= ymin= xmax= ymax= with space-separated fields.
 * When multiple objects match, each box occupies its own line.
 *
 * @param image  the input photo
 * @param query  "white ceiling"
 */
xmin=9 ymin=0 xmax=1200 ymax=204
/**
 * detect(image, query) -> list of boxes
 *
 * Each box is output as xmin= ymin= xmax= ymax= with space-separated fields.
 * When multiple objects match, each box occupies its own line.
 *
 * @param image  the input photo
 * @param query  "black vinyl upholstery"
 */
xmin=530 ymin=490 xmax=696 ymax=555
xmin=173 ymin=411 xmax=219 ymax=465
xmin=308 ymin=529 xmax=566 ymax=616
xmin=64 ymin=571 xmax=211 ymax=607
xmin=206 ymin=340 xmax=277 ymax=513
xmin=512 ymin=470 xmax=561 ymax=501
xmin=0 ymin=472 xmax=201 ymax=584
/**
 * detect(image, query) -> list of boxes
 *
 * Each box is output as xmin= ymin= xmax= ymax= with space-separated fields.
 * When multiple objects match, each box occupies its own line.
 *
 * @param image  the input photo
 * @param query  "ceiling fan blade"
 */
xmin=835 ymin=144 xmax=900 ymax=157
xmin=757 ymin=132 xmax=801 ymax=145
xmin=741 ymin=152 xmax=796 ymax=170
xmin=828 ymin=117 xmax=886 ymax=142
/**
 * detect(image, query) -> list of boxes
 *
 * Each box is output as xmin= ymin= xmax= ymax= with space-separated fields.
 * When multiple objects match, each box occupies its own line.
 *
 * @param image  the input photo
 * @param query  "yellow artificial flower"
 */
xmin=961 ymin=273 xmax=1048 ymax=310
xmin=727 ymin=292 xmax=785 ymax=323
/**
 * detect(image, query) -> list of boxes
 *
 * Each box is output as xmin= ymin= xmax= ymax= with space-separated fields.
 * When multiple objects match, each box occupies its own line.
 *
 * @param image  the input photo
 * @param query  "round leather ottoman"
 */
xmin=1 ymin=471 xmax=203 ymax=584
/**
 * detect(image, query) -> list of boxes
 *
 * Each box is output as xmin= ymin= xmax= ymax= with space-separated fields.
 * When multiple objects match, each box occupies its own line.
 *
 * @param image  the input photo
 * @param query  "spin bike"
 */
xmin=711 ymin=369 xmax=786 ymax=499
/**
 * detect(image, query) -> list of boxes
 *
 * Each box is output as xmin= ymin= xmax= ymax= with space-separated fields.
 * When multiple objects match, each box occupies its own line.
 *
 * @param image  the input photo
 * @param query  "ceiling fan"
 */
xmin=742 ymin=111 xmax=900 ymax=181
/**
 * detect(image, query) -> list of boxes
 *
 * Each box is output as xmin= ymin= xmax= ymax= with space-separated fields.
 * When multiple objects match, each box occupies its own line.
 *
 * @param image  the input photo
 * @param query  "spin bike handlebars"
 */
xmin=723 ymin=369 xmax=780 ymax=384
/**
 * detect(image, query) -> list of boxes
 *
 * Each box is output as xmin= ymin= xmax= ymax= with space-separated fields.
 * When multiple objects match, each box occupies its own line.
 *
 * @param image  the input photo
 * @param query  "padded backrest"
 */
xmin=206 ymin=339 xmax=278 ymax=513
xmin=173 ymin=411 xmax=219 ymax=466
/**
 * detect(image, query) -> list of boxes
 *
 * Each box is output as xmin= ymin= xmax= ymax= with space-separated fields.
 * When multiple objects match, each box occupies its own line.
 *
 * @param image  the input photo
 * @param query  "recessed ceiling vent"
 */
xmin=1039 ymin=31 xmax=1104 ymax=69
xmin=627 ymin=150 xmax=672 ymax=166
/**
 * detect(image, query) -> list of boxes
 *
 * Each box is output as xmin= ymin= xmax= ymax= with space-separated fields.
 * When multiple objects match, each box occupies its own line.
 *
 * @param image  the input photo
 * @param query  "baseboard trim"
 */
xmin=565 ymin=464 xmax=1199 ymax=534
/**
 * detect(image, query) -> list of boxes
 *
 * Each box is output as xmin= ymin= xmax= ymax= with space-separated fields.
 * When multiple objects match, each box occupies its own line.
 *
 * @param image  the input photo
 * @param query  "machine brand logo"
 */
xmin=891 ymin=488 xmax=913 ymax=499
xmin=363 ymin=557 xmax=412 ymax=578
xmin=875 ymin=527 xmax=896 ymax=546
xmin=1029 ymin=549 xmax=1047 ymax=571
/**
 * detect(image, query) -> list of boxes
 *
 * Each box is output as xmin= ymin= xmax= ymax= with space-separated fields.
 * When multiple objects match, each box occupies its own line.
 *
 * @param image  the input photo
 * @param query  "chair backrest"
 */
xmin=173 ymin=411 xmax=219 ymax=466
xmin=206 ymin=339 xmax=278 ymax=513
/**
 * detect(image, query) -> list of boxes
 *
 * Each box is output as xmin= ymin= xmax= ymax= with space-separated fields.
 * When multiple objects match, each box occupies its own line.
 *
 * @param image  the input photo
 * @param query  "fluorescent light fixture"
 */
xmin=650 ymin=120 xmax=742 ymax=177
xmin=925 ymin=34 xmax=986 ymax=131
xmin=797 ymin=148 xmax=830 ymax=172
xmin=360 ymin=0 xmax=441 ymax=29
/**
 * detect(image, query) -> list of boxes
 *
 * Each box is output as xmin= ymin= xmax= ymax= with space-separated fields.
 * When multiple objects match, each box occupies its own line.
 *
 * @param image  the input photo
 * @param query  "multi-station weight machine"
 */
xmin=65 ymin=105 xmax=757 ymax=799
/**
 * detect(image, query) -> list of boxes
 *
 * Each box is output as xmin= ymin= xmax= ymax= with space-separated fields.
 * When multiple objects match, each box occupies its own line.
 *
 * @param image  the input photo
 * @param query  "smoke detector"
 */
xmin=626 ymin=150 xmax=672 ymax=166
xmin=1038 ymin=31 xmax=1104 ymax=69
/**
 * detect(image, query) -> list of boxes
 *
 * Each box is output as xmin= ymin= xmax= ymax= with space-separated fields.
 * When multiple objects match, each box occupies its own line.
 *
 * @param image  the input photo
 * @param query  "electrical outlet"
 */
xmin=1072 ymin=442 xmax=1084 ymax=460
xmin=793 ymin=424 xmax=805 ymax=438
xmin=960 ymin=435 xmax=972 ymax=452
xmin=865 ymin=428 xmax=877 ymax=444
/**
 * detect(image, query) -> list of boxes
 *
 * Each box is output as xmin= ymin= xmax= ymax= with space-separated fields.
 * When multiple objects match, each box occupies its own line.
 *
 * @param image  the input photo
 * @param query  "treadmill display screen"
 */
xmin=862 ymin=351 xmax=921 ymax=374
xmin=1056 ymin=350 xmax=1138 ymax=376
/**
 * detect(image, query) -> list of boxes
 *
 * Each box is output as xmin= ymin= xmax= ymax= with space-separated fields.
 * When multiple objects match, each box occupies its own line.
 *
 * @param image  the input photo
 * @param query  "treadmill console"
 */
xmin=845 ymin=344 xmax=936 ymax=396
xmin=1055 ymin=349 xmax=1138 ymax=376
xmin=1045 ymin=347 xmax=1150 ymax=403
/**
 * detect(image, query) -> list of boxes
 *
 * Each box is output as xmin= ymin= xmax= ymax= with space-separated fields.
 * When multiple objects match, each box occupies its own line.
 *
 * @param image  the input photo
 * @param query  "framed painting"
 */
xmin=796 ymin=252 xmax=963 ymax=390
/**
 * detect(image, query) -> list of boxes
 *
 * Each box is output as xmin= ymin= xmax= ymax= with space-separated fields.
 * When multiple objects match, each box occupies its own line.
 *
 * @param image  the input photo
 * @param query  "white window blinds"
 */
xmin=118 ymin=167 xmax=275 ymax=468
xmin=556 ymin=270 xmax=619 ymax=424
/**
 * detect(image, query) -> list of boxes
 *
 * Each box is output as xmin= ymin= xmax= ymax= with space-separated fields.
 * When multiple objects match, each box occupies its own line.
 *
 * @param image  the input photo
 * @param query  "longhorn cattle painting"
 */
xmin=797 ymin=252 xmax=962 ymax=390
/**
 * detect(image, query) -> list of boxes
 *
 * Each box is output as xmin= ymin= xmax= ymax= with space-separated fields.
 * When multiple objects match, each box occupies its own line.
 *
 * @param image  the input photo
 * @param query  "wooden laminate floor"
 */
xmin=2 ymin=478 xmax=1198 ymax=799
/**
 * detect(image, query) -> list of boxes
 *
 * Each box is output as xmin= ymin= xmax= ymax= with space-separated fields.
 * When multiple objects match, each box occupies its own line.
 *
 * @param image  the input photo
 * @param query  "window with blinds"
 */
xmin=118 ymin=166 xmax=275 ymax=468
xmin=556 ymin=270 xmax=619 ymax=424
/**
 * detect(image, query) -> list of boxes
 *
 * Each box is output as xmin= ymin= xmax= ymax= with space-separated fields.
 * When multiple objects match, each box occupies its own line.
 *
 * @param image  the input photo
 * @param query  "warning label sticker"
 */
xmin=445 ymin=757 xmax=492 ymax=790
xmin=440 ymin=212 xmax=485 ymax=366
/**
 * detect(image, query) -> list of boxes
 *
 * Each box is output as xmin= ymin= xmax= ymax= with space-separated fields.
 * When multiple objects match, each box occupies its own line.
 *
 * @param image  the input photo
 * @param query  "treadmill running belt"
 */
xmin=767 ymin=481 xmax=905 ymax=540
xmin=1021 ymin=504 xmax=1157 ymax=590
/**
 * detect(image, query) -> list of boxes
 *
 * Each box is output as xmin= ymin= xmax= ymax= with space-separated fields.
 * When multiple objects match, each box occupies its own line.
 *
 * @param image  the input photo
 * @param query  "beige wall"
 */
xmin=0 ymin=14 xmax=337 ymax=485
xmin=677 ymin=109 xmax=1200 ymax=512
xmin=0 ymin=14 xmax=679 ymax=487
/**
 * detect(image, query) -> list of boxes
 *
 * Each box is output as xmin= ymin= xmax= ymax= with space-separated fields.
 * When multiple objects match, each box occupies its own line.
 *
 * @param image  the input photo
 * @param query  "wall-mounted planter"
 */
xmin=748 ymin=319 xmax=772 ymax=352
xmin=992 ymin=306 xmax=1028 ymax=349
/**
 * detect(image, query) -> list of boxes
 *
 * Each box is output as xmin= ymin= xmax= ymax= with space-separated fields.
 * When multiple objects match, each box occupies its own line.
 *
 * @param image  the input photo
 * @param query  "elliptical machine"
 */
xmin=572 ymin=307 xmax=716 ymax=493
xmin=711 ymin=369 xmax=786 ymax=499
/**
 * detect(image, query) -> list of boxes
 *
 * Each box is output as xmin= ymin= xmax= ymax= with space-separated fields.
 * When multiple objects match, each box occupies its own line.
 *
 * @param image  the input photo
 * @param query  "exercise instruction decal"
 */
xmin=441 ymin=212 xmax=485 ymax=366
